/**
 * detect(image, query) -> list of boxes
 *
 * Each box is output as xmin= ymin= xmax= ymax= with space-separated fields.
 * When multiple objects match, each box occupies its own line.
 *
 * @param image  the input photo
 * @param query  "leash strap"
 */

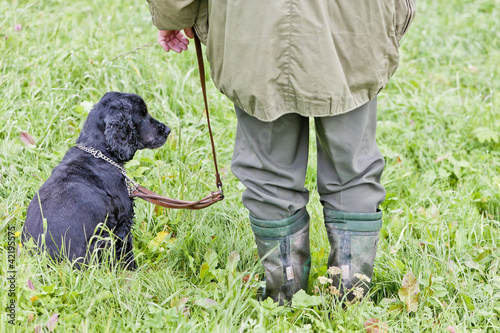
xmin=194 ymin=31 xmax=223 ymax=191
xmin=131 ymin=30 xmax=224 ymax=209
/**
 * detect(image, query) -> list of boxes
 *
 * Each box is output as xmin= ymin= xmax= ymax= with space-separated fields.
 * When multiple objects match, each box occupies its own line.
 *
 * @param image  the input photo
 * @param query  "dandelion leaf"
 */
xmin=398 ymin=272 xmax=420 ymax=312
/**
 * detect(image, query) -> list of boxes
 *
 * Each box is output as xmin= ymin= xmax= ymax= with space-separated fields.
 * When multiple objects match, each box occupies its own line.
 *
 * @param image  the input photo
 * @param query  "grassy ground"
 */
xmin=1 ymin=0 xmax=499 ymax=331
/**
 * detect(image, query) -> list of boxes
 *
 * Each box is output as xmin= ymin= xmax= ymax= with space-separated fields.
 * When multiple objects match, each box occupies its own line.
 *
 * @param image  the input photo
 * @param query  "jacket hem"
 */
xmin=234 ymin=87 xmax=385 ymax=122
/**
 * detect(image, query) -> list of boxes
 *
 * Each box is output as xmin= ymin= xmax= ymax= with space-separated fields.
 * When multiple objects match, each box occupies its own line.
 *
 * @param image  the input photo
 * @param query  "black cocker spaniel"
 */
xmin=22 ymin=92 xmax=170 ymax=269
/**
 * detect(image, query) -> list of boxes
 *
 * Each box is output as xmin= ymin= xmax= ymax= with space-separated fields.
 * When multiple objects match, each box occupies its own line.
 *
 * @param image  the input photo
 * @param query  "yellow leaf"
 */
xmin=155 ymin=231 xmax=169 ymax=243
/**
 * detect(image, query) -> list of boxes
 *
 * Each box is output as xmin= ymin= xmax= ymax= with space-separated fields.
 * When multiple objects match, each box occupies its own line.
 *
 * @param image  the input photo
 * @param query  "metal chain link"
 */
xmin=76 ymin=144 xmax=139 ymax=196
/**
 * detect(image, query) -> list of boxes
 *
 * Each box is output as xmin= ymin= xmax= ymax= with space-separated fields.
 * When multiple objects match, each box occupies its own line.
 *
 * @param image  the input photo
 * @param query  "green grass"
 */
xmin=1 ymin=0 xmax=499 ymax=331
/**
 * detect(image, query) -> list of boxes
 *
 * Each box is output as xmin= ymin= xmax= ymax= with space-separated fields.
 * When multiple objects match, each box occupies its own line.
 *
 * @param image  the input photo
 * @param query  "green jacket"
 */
xmin=147 ymin=0 xmax=415 ymax=121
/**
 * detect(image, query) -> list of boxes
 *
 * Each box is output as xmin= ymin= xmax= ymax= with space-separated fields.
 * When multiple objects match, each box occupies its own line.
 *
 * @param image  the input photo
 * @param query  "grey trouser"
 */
xmin=231 ymin=97 xmax=386 ymax=220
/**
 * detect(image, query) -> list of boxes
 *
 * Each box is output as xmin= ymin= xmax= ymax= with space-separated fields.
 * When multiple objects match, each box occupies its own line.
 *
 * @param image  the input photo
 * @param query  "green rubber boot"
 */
xmin=324 ymin=209 xmax=382 ymax=301
xmin=250 ymin=208 xmax=311 ymax=305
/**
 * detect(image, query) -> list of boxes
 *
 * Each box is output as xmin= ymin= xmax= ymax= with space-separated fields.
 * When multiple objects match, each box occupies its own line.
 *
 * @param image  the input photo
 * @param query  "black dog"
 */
xmin=22 ymin=92 xmax=170 ymax=269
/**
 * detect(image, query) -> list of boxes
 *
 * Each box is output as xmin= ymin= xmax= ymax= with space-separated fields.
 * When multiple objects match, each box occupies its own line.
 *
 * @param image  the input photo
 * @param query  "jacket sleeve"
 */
xmin=146 ymin=0 xmax=199 ymax=30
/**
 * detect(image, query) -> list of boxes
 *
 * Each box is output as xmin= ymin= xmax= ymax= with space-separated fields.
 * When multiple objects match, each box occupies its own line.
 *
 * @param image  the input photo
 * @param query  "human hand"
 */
xmin=157 ymin=28 xmax=194 ymax=53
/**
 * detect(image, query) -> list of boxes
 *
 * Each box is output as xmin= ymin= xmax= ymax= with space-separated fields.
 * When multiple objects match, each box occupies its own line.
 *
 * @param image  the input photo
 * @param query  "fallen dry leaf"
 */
xmin=47 ymin=313 xmax=58 ymax=331
xmin=20 ymin=131 xmax=35 ymax=146
xmin=27 ymin=279 xmax=35 ymax=291
xmin=467 ymin=65 xmax=479 ymax=73
xmin=434 ymin=154 xmax=449 ymax=162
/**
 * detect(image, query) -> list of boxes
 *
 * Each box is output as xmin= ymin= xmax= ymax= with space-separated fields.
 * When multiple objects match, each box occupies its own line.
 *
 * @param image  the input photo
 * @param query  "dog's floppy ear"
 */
xmin=104 ymin=110 xmax=138 ymax=161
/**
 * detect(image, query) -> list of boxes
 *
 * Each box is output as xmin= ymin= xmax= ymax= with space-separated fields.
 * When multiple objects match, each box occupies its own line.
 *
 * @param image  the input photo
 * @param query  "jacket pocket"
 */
xmin=394 ymin=0 xmax=416 ymax=45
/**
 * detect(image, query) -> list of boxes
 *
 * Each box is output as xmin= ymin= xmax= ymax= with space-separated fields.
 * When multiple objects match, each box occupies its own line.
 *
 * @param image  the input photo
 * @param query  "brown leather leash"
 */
xmin=130 ymin=32 xmax=224 ymax=210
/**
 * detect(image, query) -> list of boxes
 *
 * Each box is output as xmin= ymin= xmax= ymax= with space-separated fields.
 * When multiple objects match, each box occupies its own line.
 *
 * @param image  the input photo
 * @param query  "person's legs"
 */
xmin=231 ymin=106 xmax=311 ymax=303
xmin=315 ymin=97 xmax=385 ymax=300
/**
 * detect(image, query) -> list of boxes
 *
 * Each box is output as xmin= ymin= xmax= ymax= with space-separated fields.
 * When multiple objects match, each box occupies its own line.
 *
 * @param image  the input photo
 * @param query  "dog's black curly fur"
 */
xmin=22 ymin=92 xmax=170 ymax=269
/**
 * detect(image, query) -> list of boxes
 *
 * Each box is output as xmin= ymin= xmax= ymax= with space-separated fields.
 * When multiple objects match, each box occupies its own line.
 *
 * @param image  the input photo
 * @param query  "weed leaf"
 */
xmin=204 ymin=248 xmax=219 ymax=267
xmin=464 ymin=260 xmax=482 ymax=271
xmin=460 ymin=293 xmax=475 ymax=310
xmin=194 ymin=298 xmax=218 ymax=309
xmin=398 ymin=272 xmax=420 ymax=312
xmin=171 ymin=297 xmax=189 ymax=309
xmin=473 ymin=127 xmax=499 ymax=143
xmin=292 ymin=289 xmax=321 ymax=308
xmin=85 ymin=291 xmax=113 ymax=317
xmin=475 ymin=249 xmax=491 ymax=262
xmin=364 ymin=318 xmax=389 ymax=333
xmin=227 ymin=251 xmax=240 ymax=272
xmin=41 ymin=285 xmax=56 ymax=294
xmin=200 ymin=262 xmax=210 ymax=279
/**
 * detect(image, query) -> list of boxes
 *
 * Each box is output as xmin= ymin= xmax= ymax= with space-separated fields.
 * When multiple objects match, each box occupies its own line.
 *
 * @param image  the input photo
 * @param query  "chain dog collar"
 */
xmin=76 ymin=144 xmax=139 ymax=196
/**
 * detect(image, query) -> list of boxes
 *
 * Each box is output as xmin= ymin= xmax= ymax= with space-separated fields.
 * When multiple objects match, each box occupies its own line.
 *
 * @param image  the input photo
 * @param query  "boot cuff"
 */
xmin=324 ymin=209 xmax=382 ymax=232
xmin=250 ymin=208 xmax=309 ymax=238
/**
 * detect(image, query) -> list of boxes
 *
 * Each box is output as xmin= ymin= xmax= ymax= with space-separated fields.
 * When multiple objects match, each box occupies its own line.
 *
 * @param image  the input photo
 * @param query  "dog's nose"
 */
xmin=165 ymin=126 xmax=171 ymax=136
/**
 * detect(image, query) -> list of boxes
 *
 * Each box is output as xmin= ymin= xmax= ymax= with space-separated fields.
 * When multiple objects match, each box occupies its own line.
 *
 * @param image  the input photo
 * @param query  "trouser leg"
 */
xmin=315 ymin=97 xmax=385 ymax=300
xmin=315 ymin=97 xmax=385 ymax=213
xmin=231 ymin=105 xmax=309 ymax=220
